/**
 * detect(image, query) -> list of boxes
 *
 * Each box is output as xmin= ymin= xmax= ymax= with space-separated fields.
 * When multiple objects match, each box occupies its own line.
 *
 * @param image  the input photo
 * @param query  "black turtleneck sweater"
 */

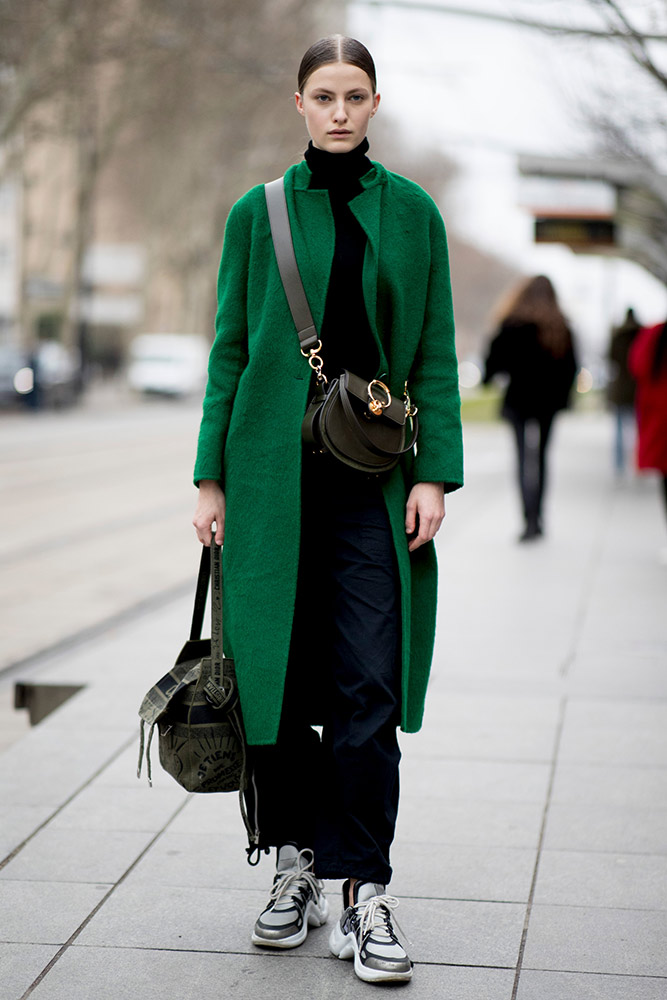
xmin=304 ymin=139 xmax=379 ymax=381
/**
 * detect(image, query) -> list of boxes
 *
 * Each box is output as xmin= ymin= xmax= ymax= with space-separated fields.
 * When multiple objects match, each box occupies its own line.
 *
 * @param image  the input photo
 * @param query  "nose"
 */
xmin=332 ymin=99 xmax=348 ymax=123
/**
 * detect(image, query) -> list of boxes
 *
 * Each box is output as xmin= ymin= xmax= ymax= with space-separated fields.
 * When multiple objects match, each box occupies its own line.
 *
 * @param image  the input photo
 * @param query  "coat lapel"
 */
xmin=350 ymin=180 xmax=386 ymax=373
xmin=288 ymin=166 xmax=335 ymax=334
xmin=286 ymin=161 xmax=388 ymax=374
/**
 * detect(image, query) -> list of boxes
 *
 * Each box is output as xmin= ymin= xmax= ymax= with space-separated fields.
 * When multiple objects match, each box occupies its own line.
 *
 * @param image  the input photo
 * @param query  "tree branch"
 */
xmin=593 ymin=0 xmax=667 ymax=89
xmin=351 ymin=0 xmax=667 ymax=41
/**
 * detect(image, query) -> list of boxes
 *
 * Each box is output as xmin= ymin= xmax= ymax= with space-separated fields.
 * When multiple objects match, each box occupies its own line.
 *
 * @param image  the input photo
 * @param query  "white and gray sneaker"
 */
xmin=329 ymin=879 xmax=413 ymax=983
xmin=251 ymin=845 xmax=329 ymax=949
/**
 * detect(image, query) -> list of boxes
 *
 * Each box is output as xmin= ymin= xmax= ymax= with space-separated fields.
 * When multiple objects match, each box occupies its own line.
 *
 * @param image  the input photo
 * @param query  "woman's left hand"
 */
xmin=405 ymin=482 xmax=445 ymax=553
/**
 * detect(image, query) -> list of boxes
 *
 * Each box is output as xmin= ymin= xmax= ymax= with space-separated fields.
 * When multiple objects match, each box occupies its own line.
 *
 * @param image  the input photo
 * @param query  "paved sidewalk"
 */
xmin=1 ymin=410 xmax=666 ymax=1000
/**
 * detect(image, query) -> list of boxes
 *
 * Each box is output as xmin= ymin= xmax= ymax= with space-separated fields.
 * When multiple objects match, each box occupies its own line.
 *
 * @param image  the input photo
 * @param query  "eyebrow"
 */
xmin=311 ymin=87 xmax=369 ymax=96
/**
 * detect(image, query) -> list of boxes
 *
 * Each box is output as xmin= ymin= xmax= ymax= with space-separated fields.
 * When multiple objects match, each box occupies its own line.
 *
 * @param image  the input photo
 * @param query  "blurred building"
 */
xmin=519 ymin=154 xmax=667 ymax=287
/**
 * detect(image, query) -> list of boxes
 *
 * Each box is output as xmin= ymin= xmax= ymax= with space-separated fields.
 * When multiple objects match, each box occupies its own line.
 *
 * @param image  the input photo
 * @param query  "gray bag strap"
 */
xmin=265 ymin=177 xmax=320 ymax=353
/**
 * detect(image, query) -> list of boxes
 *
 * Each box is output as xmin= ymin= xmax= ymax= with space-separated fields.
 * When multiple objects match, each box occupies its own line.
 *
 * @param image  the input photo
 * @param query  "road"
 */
xmin=0 ymin=385 xmax=203 ymax=678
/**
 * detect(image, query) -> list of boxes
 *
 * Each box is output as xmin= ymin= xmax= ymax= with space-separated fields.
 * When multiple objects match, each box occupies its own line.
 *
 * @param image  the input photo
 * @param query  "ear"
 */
xmin=370 ymin=92 xmax=381 ymax=118
xmin=295 ymin=92 xmax=305 ymax=117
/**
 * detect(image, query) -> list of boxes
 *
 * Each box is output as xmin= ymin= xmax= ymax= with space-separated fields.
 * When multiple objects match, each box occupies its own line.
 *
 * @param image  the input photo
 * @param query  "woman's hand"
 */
xmin=405 ymin=482 xmax=445 ymax=553
xmin=193 ymin=480 xmax=226 ymax=546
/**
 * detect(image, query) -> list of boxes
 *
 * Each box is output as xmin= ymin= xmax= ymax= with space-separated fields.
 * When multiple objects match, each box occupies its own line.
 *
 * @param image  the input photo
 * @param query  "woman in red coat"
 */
xmin=629 ymin=321 xmax=667 ymax=534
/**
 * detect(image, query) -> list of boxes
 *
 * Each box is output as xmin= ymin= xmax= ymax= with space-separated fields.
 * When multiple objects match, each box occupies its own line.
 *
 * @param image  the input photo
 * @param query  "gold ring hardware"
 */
xmin=300 ymin=340 xmax=323 ymax=358
xmin=367 ymin=379 xmax=391 ymax=417
xmin=301 ymin=341 xmax=327 ymax=384
xmin=403 ymin=382 xmax=418 ymax=417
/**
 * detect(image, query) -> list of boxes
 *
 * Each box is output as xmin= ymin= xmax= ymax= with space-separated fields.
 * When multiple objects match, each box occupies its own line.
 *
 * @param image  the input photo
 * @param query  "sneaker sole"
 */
xmin=329 ymin=922 xmax=413 ymax=983
xmin=251 ymin=896 xmax=329 ymax=949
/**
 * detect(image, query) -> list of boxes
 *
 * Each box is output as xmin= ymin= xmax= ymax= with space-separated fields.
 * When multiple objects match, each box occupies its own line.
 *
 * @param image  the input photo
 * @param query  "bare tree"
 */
xmin=0 ymin=0 xmax=326 ymax=345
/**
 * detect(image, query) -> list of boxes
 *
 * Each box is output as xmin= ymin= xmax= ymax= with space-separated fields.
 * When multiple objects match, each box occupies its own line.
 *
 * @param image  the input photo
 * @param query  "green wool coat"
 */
xmin=194 ymin=158 xmax=463 ymax=746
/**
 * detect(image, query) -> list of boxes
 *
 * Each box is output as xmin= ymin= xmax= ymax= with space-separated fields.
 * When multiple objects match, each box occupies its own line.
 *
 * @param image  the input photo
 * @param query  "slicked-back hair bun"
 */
xmin=297 ymin=35 xmax=377 ymax=94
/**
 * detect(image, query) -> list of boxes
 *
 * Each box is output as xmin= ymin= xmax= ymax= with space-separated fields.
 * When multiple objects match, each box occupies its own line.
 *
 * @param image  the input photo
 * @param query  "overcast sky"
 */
xmin=347 ymin=0 xmax=667 ymax=356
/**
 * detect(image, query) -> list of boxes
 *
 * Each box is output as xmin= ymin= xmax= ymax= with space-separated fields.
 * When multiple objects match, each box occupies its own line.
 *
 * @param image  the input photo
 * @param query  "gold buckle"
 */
xmin=367 ymin=379 xmax=391 ymax=416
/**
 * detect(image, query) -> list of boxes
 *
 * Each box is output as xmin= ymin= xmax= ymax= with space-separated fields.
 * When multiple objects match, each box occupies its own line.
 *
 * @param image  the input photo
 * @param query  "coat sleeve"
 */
xmin=408 ymin=206 xmax=463 ymax=492
xmin=193 ymin=200 xmax=251 ymax=486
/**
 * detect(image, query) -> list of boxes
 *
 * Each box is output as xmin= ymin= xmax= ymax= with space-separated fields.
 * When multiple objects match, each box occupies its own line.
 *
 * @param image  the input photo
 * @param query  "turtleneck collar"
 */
xmin=304 ymin=138 xmax=372 ymax=191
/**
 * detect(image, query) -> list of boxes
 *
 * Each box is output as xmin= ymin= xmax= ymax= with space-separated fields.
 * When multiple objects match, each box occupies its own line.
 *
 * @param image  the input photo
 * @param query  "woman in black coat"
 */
xmin=483 ymin=275 xmax=577 ymax=541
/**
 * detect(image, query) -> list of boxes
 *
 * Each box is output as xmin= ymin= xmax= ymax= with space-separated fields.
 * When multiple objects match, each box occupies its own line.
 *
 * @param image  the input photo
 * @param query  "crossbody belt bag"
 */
xmin=264 ymin=177 xmax=419 ymax=475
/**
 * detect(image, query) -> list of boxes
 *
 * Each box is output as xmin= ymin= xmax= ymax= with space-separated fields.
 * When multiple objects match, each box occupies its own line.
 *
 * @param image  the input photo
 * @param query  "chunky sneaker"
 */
xmin=251 ymin=845 xmax=329 ymax=949
xmin=329 ymin=880 xmax=413 ymax=983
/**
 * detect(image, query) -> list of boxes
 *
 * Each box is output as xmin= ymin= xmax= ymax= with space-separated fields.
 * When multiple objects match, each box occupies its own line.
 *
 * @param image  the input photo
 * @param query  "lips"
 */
xmin=329 ymin=129 xmax=351 ymax=135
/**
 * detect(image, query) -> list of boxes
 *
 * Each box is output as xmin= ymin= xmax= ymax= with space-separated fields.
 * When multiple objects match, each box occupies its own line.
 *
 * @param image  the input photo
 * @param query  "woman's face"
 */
xmin=295 ymin=62 xmax=380 ymax=153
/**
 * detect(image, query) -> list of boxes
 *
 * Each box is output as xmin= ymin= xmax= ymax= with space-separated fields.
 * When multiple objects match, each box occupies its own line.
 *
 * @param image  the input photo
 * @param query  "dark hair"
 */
xmin=496 ymin=274 xmax=572 ymax=358
xmin=297 ymin=35 xmax=377 ymax=94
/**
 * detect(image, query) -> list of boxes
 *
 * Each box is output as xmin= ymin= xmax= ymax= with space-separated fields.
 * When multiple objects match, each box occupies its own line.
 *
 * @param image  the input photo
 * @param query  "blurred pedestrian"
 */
xmin=483 ymin=275 xmax=577 ymax=541
xmin=607 ymin=306 xmax=640 ymax=476
xmin=191 ymin=35 xmax=463 ymax=983
xmin=628 ymin=320 xmax=667 ymax=554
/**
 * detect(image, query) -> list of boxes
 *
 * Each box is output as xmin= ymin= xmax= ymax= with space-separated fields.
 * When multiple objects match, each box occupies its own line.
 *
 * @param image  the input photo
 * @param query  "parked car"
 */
xmin=0 ymin=342 xmax=81 ymax=409
xmin=127 ymin=334 xmax=209 ymax=397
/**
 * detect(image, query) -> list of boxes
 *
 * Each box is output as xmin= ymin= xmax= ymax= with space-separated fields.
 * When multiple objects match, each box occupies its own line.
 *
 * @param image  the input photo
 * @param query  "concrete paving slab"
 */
xmin=75 ymin=880 xmax=524 ymax=969
xmin=409 ymin=897 xmax=524 ymax=967
xmin=404 ymin=720 xmax=557 ymax=762
xmin=0 ymin=727 xmax=134 ymax=807
xmin=34 ymin=688 xmax=148 ymax=734
xmin=543 ymin=802 xmax=667 ymax=855
xmin=418 ymin=691 xmax=563 ymax=729
xmin=523 ymin=905 xmax=667 ymax=976
xmin=563 ymin=699 xmax=667 ymax=731
xmin=27 ymin=599 xmax=190 ymax=691
xmin=558 ymin=721 xmax=667 ymax=767
xmin=75 ymin=883 xmax=308 ymax=953
xmin=26 ymin=946 xmax=516 ymax=1000
xmin=0 ymin=804 xmax=56 ymax=861
xmin=551 ymin=763 xmax=667 ymax=808
xmin=0 ymin=881 xmax=111 ymax=944
xmin=166 ymin=789 xmax=250 ymax=839
xmin=96 ymin=742 xmax=187 ymax=791
xmin=390 ymin=841 xmax=536 ymax=902
xmin=0 ymin=828 xmax=154 ymax=884
xmin=534 ymin=849 xmax=667 ymax=909
xmin=127 ymin=831 xmax=278 ymax=892
xmin=395 ymin=796 xmax=545 ymax=848
xmin=516 ymin=970 xmax=667 ymax=1000
xmin=568 ymin=655 xmax=667 ymax=699
xmin=48 ymin=783 xmax=186 ymax=833
xmin=0 ymin=688 xmax=30 ymax=753
xmin=0 ymin=943 xmax=61 ymax=1000
xmin=124 ymin=828 xmax=535 ymax=903
xmin=400 ymin=757 xmax=552 ymax=803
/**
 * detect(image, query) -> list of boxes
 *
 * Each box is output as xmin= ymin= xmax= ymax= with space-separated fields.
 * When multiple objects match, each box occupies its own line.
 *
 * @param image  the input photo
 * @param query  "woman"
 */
xmin=193 ymin=35 xmax=463 ymax=984
xmin=629 ymin=320 xmax=667 ymax=550
xmin=483 ymin=275 xmax=577 ymax=541
xmin=607 ymin=307 xmax=640 ymax=476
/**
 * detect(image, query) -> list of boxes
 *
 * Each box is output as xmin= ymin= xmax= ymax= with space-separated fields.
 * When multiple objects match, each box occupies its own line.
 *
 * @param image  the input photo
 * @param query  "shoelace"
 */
xmin=354 ymin=893 xmax=409 ymax=946
xmin=269 ymin=848 xmax=323 ymax=907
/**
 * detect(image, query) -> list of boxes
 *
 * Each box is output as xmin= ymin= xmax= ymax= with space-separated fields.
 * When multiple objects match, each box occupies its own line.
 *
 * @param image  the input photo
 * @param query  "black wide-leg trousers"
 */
xmin=246 ymin=464 xmax=401 ymax=886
